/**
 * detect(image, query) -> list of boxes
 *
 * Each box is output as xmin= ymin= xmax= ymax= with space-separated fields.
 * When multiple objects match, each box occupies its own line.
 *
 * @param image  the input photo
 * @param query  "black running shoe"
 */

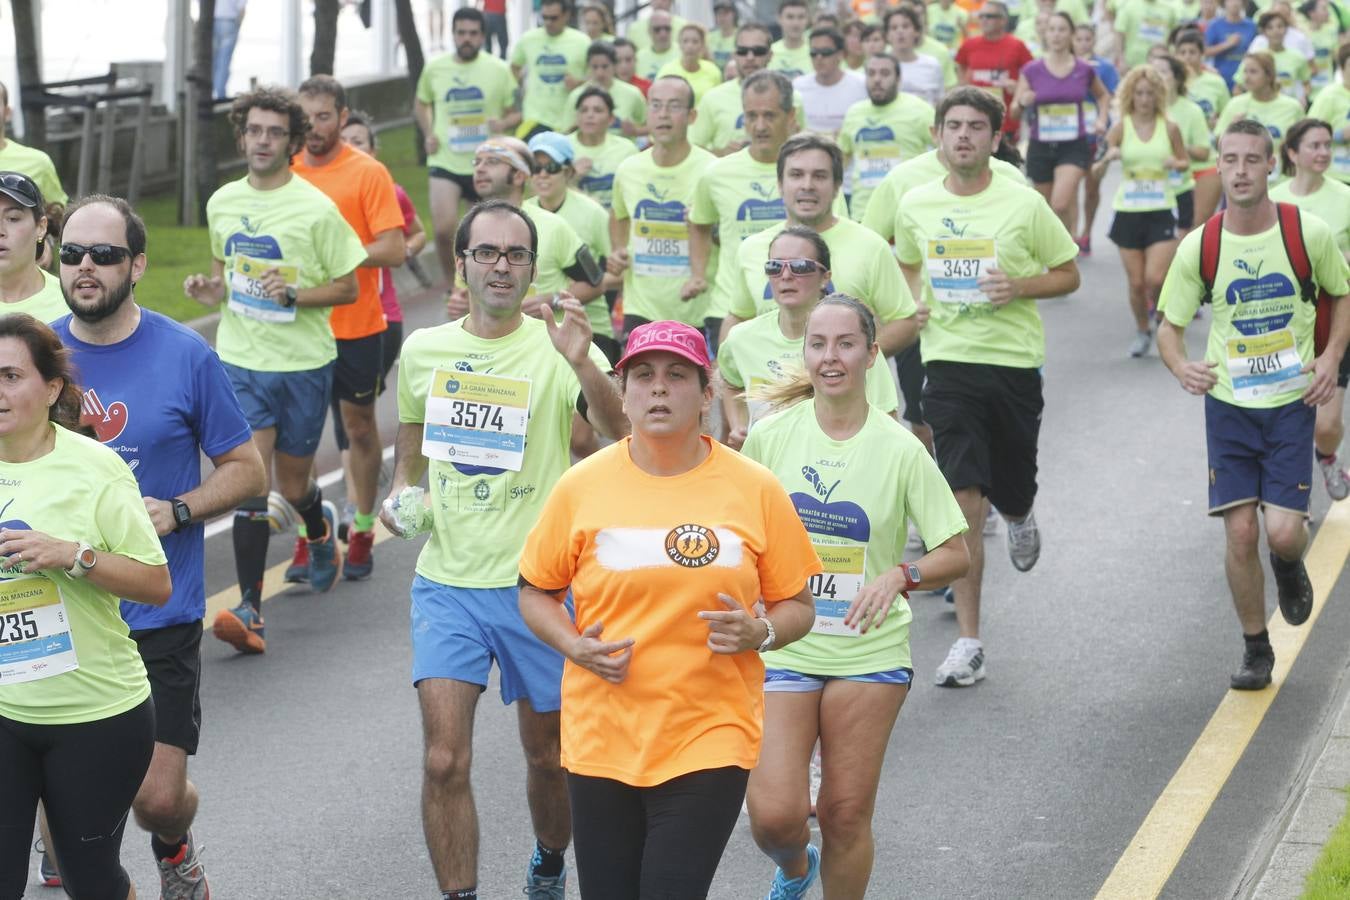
xmin=1231 ymin=642 xmax=1275 ymax=691
xmin=1270 ymin=552 xmax=1314 ymax=626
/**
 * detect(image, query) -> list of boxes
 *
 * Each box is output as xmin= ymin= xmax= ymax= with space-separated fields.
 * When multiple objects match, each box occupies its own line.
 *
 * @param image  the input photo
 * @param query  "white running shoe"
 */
xmin=1007 ymin=511 xmax=1041 ymax=572
xmin=983 ymin=504 xmax=999 ymax=537
xmin=1319 ymin=452 xmax=1350 ymax=501
xmin=935 ymin=638 xmax=986 ymax=687
xmin=1128 ymin=330 xmax=1152 ymax=358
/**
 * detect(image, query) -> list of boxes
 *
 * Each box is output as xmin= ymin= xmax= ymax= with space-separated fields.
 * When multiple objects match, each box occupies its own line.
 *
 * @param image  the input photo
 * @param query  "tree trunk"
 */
xmin=10 ymin=0 xmax=45 ymax=148
xmin=392 ymin=0 xmax=427 ymax=165
xmin=193 ymin=0 xmax=218 ymax=225
xmin=311 ymin=0 xmax=340 ymax=76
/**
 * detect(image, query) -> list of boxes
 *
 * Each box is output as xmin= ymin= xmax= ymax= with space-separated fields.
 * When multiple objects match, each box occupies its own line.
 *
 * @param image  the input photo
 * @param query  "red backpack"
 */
xmin=1198 ymin=202 xmax=1333 ymax=355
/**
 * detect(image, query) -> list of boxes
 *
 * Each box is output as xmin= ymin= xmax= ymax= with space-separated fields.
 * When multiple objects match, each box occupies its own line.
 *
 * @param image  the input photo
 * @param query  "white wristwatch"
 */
xmin=756 ymin=616 xmax=776 ymax=653
xmin=66 ymin=542 xmax=97 ymax=578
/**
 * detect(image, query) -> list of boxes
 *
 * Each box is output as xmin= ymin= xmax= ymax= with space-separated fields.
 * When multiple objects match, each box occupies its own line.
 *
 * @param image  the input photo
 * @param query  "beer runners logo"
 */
xmin=664 ymin=524 xmax=720 ymax=568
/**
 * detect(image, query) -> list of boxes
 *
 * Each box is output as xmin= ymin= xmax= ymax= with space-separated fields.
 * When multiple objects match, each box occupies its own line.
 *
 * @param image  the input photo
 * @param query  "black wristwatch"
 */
xmin=171 ymin=498 xmax=192 ymax=532
xmin=282 ymin=286 xmax=298 ymax=308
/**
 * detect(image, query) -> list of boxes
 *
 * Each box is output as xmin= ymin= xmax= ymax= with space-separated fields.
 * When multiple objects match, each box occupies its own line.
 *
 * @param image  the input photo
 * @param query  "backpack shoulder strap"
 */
xmin=1198 ymin=211 xmax=1225 ymax=305
xmin=1276 ymin=201 xmax=1317 ymax=304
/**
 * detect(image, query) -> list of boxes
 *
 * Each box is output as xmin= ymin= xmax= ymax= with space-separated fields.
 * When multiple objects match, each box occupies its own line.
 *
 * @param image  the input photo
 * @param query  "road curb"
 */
xmin=1250 ymin=691 xmax=1350 ymax=899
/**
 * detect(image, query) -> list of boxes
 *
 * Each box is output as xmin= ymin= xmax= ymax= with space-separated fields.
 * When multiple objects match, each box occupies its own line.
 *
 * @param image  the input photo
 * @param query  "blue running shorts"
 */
xmin=1205 ymin=393 xmax=1314 ymax=516
xmin=223 ymin=361 xmax=333 ymax=458
xmin=410 ymin=574 xmax=567 ymax=712
xmin=763 ymin=667 xmax=914 ymax=692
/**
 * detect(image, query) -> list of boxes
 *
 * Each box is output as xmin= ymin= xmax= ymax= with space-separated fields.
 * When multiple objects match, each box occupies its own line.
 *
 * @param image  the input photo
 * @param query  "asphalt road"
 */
xmin=24 ymin=171 xmax=1350 ymax=899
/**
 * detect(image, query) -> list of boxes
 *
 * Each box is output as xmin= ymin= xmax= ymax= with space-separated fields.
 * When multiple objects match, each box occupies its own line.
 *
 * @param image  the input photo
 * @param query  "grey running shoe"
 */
xmin=156 ymin=830 xmax=209 ymax=900
xmin=935 ymin=638 xmax=986 ymax=687
xmin=1230 ymin=642 xmax=1275 ymax=690
xmin=1319 ymin=452 xmax=1350 ymax=501
xmin=1270 ymin=552 xmax=1314 ymax=626
xmin=1007 ymin=511 xmax=1041 ymax=572
xmin=983 ymin=504 xmax=999 ymax=536
xmin=524 ymin=860 xmax=567 ymax=900
xmin=1128 ymin=330 xmax=1152 ymax=358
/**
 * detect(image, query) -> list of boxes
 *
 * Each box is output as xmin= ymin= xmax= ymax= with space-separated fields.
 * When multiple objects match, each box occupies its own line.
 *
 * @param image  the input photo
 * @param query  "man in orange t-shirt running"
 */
xmin=294 ymin=75 xmax=406 ymax=580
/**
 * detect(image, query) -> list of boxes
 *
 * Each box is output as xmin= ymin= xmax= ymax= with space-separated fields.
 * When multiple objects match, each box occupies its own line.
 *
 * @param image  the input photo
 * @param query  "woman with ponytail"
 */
xmin=741 ymin=294 xmax=971 ymax=899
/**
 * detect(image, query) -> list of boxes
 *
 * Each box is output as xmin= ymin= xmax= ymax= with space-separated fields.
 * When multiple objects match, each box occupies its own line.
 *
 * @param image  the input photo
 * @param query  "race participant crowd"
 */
xmin=3 ymin=0 xmax=1350 ymax=896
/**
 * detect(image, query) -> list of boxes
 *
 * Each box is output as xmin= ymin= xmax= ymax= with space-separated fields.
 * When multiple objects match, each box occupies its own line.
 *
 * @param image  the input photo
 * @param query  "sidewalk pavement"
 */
xmin=1250 ymin=688 xmax=1350 ymax=898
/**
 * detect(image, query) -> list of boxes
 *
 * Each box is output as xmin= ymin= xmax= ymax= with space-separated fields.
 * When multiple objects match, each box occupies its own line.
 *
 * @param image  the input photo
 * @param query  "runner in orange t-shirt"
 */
xmin=293 ymin=75 xmax=405 ymax=581
xmin=519 ymin=320 xmax=820 ymax=900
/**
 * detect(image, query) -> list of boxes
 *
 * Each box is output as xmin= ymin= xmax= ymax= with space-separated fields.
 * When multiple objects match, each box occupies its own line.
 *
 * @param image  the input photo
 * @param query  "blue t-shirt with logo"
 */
xmin=1206 ymin=18 xmax=1257 ymax=88
xmin=54 ymin=310 xmax=253 ymax=630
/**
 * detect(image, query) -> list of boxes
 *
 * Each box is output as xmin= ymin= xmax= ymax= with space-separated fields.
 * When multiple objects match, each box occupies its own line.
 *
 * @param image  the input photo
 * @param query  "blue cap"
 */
xmin=527 ymin=131 xmax=575 ymax=166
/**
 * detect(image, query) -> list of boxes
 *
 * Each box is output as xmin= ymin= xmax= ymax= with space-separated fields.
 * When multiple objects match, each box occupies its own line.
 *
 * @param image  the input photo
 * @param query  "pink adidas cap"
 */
xmin=615 ymin=320 xmax=712 ymax=371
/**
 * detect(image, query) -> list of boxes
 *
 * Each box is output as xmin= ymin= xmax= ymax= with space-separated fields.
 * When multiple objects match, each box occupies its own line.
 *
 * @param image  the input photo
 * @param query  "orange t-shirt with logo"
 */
xmin=292 ymin=143 xmax=403 ymax=340
xmin=519 ymin=436 xmax=821 ymax=788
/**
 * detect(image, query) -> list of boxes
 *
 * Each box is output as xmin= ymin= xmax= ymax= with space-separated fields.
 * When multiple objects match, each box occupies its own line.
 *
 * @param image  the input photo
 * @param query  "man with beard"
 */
xmin=184 ymin=85 xmax=365 ymax=654
xmin=414 ymin=7 xmax=520 ymax=288
xmin=293 ymin=74 xmax=405 ymax=583
xmin=52 ymin=195 xmax=264 ymax=898
xmin=381 ymin=199 xmax=626 ymax=900
xmin=838 ymin=53 xmax=935 ymax=224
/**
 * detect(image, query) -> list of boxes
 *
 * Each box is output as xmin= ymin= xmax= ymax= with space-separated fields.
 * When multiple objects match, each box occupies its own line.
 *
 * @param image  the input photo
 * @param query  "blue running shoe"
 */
xmin=766 ymin=844 xmax=819 ymax=900
xmin=34 ymin=839 xmax=60 ymax=887
xmin=307 ymin=500 xmax=342 ymax=592
xmin=524 ymin=857 xmax=567 ymax=899
xmin=212 ymin=594 xmax=265 ymax=654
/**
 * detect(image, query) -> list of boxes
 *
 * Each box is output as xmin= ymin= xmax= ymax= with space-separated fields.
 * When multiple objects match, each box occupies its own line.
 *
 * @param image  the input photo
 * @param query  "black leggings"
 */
xmin=567 ymin=766 xmax=748 ymax=900
xmin=0 ymin=698 xmax=155 ymax=900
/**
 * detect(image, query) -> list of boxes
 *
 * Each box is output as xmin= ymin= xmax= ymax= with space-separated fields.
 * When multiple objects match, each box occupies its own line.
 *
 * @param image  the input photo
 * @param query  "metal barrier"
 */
xmin=20 ymin=68 xmax=154 ymax=204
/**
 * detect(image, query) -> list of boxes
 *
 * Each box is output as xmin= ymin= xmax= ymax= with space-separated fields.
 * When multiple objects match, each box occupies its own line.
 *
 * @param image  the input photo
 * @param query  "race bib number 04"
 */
xmin=1228 ymin=328 xmax=1309 ymax=401
xmin=228 ymin=255 xmax=300 ymax=324
xmin=809 ymin=544 xmax=866 ymax=638
xmin=423 ymin=369 xmax=532 ymax=471
xmin=0 ymin=576 xmax=77 ymax=684
xmin=926 ymin=238 xmax=997 ymax=305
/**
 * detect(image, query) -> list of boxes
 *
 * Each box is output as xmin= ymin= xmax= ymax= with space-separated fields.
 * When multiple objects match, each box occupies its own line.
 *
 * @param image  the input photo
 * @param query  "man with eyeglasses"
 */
xmin=381 ymin=198 xmax=626 ymax=900
xmin=558 ymin=42 xmax=649 ymax=138
xmin=611 ymin=75 xmax=717 ymax=334
xmin=955 ymin=0 xmax=1033 ymax=139
xmin=721 ymin=134 xmax=918 ymax=357
xmin=449 ymin=139 xmax=607 ymax=342
xmin=770 ymin=0 xmax=814 ymax=79
xmin=414 ymin=7 xmax=520 ymax=290
xmin=511 ymin=0 xmax=590 ymax=135
xmin=626 ymin=0 xmax=687 ymax=53
xmin=893 ymin=87 xmax=1080 ymax=688
xmin=184 ymin=86 xmax=365 ymax=655
xmin=690 ymin=22 xmax=804 ymax=157
xmin=292 ymin=74 xmax=406 ymax=584
xmin=793 ymin=27 xmax=867 ymax=144
xmin=52 ymin=194 xmax=264 ymax=900
xmin=636 ymin=10 xmax=681 ymax=82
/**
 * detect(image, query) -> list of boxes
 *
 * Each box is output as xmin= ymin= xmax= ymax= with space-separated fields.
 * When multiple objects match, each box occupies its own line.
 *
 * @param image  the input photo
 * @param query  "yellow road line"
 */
xmin=1095 ymin=500 xmax=1350 ymax=900
xmin=203 ymin=526 xmax=398 ymax=624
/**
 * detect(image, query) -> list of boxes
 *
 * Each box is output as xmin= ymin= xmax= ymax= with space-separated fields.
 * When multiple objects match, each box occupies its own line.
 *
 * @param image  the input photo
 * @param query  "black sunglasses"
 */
xmin=810 ymin=47 xmax=839 ymax=57
xmin=736 ymin=44 xmax=770 ymax=56
xmin=59 ymin=243 xmax=133 ymax=266
xmin=533 ymin=160 xmax=566 ymax=175
xmin=764 ymin=257 xmax=825 ymax=277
